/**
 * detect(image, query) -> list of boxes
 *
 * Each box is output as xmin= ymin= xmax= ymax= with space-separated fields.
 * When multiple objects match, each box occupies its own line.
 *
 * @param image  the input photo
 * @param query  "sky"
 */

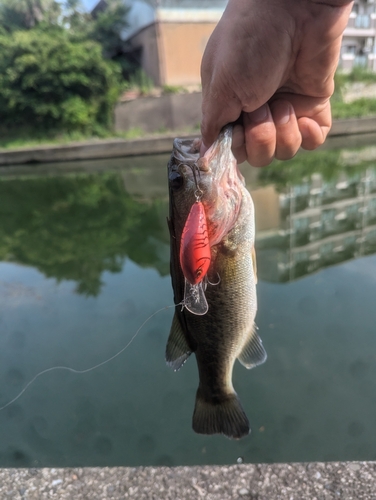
xmin=81 ymin=0 xmax=99 ymax=11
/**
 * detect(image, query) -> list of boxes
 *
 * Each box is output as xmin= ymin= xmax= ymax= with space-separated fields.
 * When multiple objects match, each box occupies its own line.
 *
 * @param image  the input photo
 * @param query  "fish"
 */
xmin=166 ymin=125 xmax=267 ymax=439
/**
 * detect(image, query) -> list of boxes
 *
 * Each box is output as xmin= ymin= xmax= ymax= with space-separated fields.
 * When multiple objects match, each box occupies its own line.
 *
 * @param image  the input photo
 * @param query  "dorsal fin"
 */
xmin=238 ymin=324 xmax=267 ymax=369
xmin=166 ymin=312 xmax=192 ymax=371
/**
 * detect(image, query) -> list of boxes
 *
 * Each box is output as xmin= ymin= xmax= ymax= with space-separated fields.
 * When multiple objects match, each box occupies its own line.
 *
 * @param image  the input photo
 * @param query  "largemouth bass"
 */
xmin=166 ymin=125 xmax=267 ymax=439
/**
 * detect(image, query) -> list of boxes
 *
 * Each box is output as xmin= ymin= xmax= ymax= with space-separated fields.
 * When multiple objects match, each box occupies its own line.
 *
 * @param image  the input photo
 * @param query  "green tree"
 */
xmin=0 ymin=28 xmax=121 ymax=133
xmin=65 ymin=0 xmax=134 ymax=74
xmin=87 ymin=0 xmax=129 ymax=58
xmin=0 ymin=0 xmax=61 ymax=32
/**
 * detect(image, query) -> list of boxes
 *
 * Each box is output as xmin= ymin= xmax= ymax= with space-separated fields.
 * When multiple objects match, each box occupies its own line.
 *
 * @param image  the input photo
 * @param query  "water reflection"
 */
xmin=254 ymin=146 xmax=376 ymax=282
xmin=0 ymin=138 xmax=376 ymax=467
xmin=2 ymin=144 xmax=376 ymax=294
xmin=0 ymin=173 xmax=170 ymax=296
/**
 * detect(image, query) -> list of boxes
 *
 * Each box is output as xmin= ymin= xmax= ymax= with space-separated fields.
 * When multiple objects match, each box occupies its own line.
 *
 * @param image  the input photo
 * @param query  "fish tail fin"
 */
xmin=192 ymin=388 xmax=250 ymax=439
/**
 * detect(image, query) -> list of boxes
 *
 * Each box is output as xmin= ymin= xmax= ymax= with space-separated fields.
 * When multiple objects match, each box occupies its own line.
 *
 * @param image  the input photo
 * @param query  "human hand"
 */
xmin=200 ymin=0 xmax=354 ymax=166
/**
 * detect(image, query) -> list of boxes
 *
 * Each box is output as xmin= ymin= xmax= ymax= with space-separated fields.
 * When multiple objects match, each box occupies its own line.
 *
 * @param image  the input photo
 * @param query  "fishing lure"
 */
xmin=179 ymin=200 xmax=211 ymax=315
xmin=180 ymin=201 xmax=211 ymax=285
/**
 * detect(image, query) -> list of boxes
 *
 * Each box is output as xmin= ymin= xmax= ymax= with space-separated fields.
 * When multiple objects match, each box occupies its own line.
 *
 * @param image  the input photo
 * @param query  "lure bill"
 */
xmin=166 ymin=125 xmax=267 ymax=439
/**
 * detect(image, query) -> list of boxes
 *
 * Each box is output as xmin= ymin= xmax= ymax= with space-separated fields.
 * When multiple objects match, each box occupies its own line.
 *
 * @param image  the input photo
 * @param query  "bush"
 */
xmin=0 ymin=27 xmax=121 ymax=133
xmin=332 ymin=98 xmax=376 ymax=119
xmin=125 ymin=69 xmax=154 ymax=95
xmin=345 ymin=66 xmax=376 ymax=83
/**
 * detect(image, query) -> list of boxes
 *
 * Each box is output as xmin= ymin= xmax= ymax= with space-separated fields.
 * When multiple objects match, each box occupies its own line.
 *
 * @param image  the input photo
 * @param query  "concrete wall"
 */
xmin=114 ymin=91 xmax=202 ymax=133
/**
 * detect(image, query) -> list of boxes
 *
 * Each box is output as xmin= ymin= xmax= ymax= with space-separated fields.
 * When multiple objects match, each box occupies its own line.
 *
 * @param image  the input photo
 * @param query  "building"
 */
xmin=118 ymin=0 xmax=227 ymax=87
xmin=340 ymin=0 xmax=376 ymax=72
xmin=94 ymin=0 xmax=376 ymax=85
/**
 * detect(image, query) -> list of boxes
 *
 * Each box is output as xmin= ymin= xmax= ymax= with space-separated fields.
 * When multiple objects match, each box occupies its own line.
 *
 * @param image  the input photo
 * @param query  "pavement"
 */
xmin=0 ymin=462 xmax=375 ymax=499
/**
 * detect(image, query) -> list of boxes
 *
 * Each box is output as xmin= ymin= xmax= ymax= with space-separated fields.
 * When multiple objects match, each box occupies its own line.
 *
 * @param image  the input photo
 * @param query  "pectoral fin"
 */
xmin=238 ymin=324 xmax=267 ymax=369
xmin=166 ymin=312 xmax=192 ymax=371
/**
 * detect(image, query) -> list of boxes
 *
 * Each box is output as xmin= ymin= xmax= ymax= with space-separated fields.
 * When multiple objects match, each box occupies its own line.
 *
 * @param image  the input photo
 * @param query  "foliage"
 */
xmin=87 ymin=0 xmax=129 ymax=58
xmin=342 ymin=66 xmax=376 ymax=83
xmin=0 ymin=173 xmax=169 ymax=296
xmin=162 ymin=85 xmax=187 ymax=95
xmin=125 ymin=69 xmax=154 ymax=95
xmin=332 ymin=68 xmax=376 ymax=119
xmin=331 ymin=98 xmax=376 ymax=119
xmin=0 ymin=0 xmax=133 ymax=136
xmin=257 ymin=146 xmax=376 ymax=191
xmin=0 ymin=28 xmax=121 ymax=132
xmin=0 ymin=0 xmax=60 ymax=32
xmin=61 ymin=0 xmax=134 ymax=74
xmin=257 ymin=150 xmax=342 ymax=189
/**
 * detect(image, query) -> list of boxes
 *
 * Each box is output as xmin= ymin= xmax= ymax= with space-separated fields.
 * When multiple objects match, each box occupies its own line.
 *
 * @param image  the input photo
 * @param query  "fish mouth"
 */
xmin=169 ymin=125 xmax=245 ymax=252
xmin=203 ymin=125 xmax=242 ymax=182
xmin=172 ymin=137 xmax=201 ymax=165
xmin=171 ymin=126 xmax=242 ymax=184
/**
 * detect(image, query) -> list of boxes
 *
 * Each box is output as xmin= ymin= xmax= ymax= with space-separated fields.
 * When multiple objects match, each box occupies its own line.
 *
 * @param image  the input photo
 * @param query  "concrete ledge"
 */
xmin=0 ymin=135 xmax=196 ymax=167
xmin=0 ymin=462 xmax=374 ymax=499
xmin=0 ymin=117 xmax=375 ymax=167
xmin=330 ymin=116 xmax=376 ymax=136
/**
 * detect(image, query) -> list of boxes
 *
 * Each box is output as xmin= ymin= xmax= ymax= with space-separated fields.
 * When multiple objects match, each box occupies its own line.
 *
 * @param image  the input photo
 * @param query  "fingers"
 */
xmin=228 ymin=98 xmax=331 ymax=166
xmin=270 ymin=100 xmax=302 ymax=160
xmin=298 ymin=117 xmax=331 ymax=150
xmin=240 ymin=100 xmax=301 ymax=167
xmin=243 ymin=105 xmax=276 ymax=167
xmin=232 ymin=124 xmax=247 ymax=164
xmin=201 ymin=96 xmax=332 ymax=166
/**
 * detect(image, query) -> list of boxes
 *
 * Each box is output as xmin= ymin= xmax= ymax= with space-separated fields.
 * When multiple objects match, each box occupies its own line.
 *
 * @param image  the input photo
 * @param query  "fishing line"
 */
xmin=0 ymin=303 xmax=178 ymax=411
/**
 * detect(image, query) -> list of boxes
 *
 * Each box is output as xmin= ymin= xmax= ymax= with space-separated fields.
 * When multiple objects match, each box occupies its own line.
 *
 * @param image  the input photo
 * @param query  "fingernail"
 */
xmin=249 ymin=105 xmax=268 ymax=123
xmin=272 ymin=101 xmax=291 ymax=125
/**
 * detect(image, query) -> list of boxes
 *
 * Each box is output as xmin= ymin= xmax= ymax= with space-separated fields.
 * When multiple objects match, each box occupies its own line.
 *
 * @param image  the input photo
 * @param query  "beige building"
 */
xmin=120 ymin=0 xmax=226 ymax=86
xmin=93 ymin=0 xmax=376 ymax=86
xmin=340 ymin=0 xmax=376 ymax=72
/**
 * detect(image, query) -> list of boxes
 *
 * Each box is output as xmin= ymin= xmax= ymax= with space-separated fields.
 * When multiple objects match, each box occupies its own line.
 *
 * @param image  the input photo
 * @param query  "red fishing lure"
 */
xmin=180 ymin=201 xmax=211 ymax=285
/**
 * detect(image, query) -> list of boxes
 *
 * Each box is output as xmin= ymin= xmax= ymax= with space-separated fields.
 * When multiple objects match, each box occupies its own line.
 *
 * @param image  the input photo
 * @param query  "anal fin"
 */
xmin=238 ymin=324 xmax=267 ymax=369
xmin=166 ymin=312 xmax=192 ymax=371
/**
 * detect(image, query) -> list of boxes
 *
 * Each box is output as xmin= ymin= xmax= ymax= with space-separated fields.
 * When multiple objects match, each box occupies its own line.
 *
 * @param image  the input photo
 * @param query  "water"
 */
xmin=1 ymin=136 xmax=376 ymax=467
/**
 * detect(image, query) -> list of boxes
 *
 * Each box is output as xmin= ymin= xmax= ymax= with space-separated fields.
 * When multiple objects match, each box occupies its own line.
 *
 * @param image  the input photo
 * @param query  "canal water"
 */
xmin=1 ymin=135 xmax=376 ymax=467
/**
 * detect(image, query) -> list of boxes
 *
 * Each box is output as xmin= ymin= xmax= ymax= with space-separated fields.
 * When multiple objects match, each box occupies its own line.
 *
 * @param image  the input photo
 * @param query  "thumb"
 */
xmin=200 ymin=92 xmax=242 ymax=154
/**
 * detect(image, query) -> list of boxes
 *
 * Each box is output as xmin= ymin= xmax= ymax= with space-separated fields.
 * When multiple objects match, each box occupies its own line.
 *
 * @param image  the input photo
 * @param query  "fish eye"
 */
xmin=169 ymin=171 xmax=184 ymax=191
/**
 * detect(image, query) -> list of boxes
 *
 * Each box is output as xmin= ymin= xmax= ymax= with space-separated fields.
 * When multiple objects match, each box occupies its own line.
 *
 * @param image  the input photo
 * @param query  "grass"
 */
xmin=340 ymin=66 xmax=376 ymax=83
xmin=332 ymin=98 xmax=376 ymax=119
xmin=0 ymin=125 xmax=200 ymax=151
xmin=162 ymin=84 xmax=187 ymax=94
xmin=331 ymin=67 xmax=376 ymax=119
xmin=0 ymin=129 xmax=108 ymax=150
